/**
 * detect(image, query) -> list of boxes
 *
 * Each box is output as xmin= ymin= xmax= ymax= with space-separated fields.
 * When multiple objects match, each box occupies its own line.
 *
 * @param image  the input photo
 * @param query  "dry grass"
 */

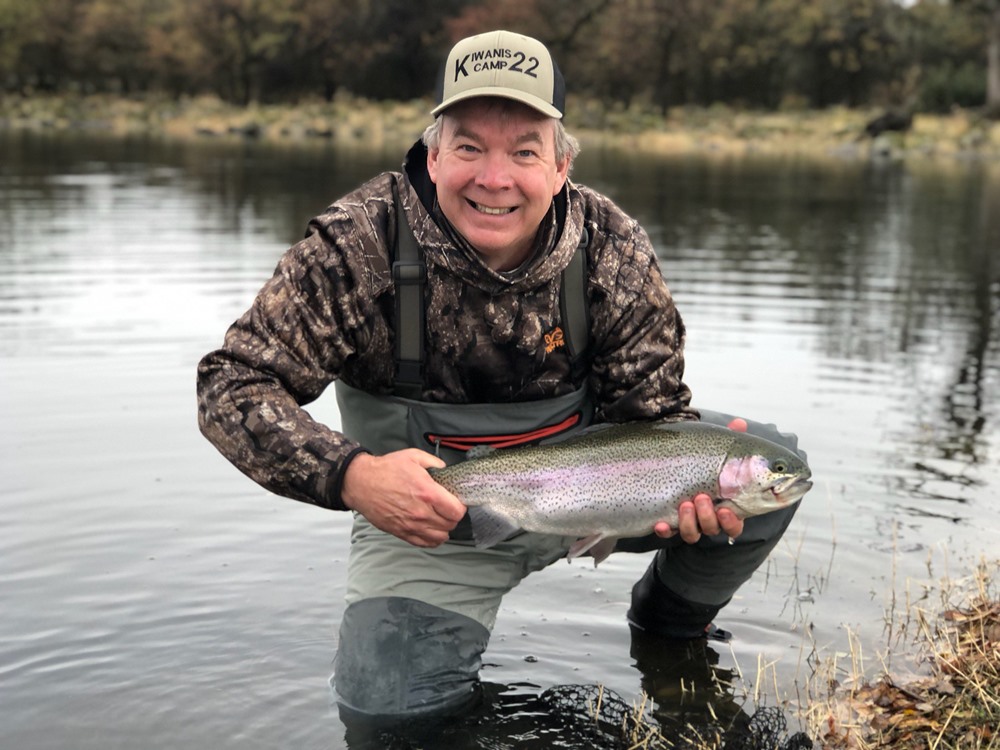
xmin=603 ymin=550 xmax=1000 ymax=750
xmin=577 ymin=103 xmax=1000 ymax=160
xmin=804 ymin=558 xmax=1000 ymax=750
xmin=3 ymin=92 xmax=1000 ymax=161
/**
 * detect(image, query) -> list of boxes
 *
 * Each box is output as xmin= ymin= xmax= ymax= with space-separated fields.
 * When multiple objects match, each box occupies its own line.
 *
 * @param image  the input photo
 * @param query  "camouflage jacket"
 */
xmin=197 ymin=143 xmax=696 ymax=511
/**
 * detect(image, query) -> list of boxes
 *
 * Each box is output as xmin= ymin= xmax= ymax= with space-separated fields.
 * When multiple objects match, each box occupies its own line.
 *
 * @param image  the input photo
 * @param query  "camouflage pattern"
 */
xmin=197 ymin=156 xmax=696 ymax=511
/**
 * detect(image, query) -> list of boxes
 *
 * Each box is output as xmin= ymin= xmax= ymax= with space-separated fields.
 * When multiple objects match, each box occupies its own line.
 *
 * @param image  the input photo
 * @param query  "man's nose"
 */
xmin=475 ymin=153 xmax=514 ymax=189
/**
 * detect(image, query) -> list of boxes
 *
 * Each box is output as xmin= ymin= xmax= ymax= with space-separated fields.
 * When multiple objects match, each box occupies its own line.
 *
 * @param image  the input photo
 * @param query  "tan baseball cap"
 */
xmin=432 ymin=30 xmax=565 ymax=119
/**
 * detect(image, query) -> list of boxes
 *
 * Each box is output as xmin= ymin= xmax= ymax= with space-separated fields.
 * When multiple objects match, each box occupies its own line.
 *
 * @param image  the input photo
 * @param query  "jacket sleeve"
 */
xmin=196 ymin=217 xmax=391 ymax=511
xmin=586 ymin=209 xmax=698 ymax=424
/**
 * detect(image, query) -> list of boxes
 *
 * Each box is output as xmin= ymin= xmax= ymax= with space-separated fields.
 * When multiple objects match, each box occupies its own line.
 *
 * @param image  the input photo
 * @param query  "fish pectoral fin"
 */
xmin=467 ymin=507 xmax=521 ymax=549
xmin=567 ymin=534 xmax=617 ymax=567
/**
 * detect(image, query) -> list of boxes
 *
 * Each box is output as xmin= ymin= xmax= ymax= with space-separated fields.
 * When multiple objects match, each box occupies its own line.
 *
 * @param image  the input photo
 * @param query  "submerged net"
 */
xmin=350 ymin=683 xmax=815 ymax=750
xmin=539 ymin=684 xmax=814 ymax=750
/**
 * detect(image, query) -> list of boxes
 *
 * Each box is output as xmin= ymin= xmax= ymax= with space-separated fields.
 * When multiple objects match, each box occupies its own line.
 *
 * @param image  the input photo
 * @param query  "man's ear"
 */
xmin=553 ymin=156 xmax=571 ymax=195
xmin=426 ymin=147 xmax=440 ymax=184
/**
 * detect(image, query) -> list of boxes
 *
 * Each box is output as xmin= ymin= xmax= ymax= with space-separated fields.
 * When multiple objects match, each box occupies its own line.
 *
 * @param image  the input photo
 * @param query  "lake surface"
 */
xmin=2 ymin=129 xmax=998 ymax=748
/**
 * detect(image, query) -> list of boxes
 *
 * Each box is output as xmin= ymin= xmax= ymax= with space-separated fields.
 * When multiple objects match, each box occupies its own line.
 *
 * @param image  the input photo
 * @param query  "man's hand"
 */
xmin=653 ymin=417 xmax=748 ymax=544
xmin=341 ymin=450 xmax=467 ymax=547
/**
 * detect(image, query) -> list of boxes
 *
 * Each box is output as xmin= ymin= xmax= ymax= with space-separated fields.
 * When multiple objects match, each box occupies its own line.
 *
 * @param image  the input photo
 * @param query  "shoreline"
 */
xmin=3 ymin=92 xmax=1000 ymax=163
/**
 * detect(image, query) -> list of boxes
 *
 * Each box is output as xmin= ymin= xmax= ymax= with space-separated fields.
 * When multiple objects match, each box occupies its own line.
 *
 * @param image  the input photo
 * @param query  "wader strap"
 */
xmin=561 ymin=227 xmax=590 ymax=376
xmin=391 ymin=182 xmax=425 ymax=399
xmin=389 ymin=188 xmax=591 ymax=397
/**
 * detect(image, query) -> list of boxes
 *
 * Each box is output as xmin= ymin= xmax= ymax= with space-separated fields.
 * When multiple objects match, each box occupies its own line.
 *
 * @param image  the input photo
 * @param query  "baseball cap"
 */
xmin=432 ymin=30 xmax=565 ymax=119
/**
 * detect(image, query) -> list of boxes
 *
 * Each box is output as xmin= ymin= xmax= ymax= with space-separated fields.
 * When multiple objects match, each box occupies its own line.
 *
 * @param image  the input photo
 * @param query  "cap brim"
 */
xmin=431 ymin=87 xmax=563 ymax=119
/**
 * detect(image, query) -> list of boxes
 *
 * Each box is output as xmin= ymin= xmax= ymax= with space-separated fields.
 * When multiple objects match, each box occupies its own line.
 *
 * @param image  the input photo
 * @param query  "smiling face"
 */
xmin=426 ymin=99 xmax=571 ymax=272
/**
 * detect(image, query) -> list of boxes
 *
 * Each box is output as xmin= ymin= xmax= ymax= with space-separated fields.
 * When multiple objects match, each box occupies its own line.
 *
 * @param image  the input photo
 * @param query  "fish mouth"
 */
xmin=771 ymin=474 xmax=813 ymax=504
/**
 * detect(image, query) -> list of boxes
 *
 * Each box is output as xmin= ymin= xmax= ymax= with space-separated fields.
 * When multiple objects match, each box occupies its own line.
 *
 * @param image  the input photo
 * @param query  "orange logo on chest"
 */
xmin=544 ymin=326 xmax=565 ymax=353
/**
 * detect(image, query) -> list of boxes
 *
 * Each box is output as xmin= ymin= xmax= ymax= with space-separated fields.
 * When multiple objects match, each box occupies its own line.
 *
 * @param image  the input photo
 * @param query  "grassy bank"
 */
xmin=805 ymin=559 xmax=1000 ymax=749
xmin=612 ymin=559 xmax=1000 ymax=749
xmin=3 ymin=92 xmax=1000 ymax=161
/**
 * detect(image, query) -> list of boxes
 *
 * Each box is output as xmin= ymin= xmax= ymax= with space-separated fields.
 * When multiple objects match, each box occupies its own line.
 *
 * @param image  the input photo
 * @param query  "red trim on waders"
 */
xmin=424 ymin=412 xmax=583 ymax=452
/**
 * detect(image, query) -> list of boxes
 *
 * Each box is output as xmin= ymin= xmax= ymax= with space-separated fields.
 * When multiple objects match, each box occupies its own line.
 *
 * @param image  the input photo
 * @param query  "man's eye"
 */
xmin=516 ymin=149 xmax=537 ymax=158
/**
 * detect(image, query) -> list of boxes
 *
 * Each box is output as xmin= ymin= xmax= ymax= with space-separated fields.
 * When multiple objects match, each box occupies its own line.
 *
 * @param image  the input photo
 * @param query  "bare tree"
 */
xmin=988 ymin=0 xmax=1000 ymax=116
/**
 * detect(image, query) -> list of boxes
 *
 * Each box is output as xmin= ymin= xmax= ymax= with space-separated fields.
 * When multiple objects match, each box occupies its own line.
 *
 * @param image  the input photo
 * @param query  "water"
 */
xmin=2 ymin=129 xmax=998 ymax=748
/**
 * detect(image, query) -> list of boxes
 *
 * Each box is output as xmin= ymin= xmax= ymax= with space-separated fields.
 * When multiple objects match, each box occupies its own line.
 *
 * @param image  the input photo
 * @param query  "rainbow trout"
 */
xmin=431 ymin=420 xmax=812 ymax=564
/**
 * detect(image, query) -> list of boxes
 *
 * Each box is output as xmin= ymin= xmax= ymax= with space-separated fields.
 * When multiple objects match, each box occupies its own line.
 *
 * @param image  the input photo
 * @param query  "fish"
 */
xmin=430 ymin=420 xmax=812 ymax=564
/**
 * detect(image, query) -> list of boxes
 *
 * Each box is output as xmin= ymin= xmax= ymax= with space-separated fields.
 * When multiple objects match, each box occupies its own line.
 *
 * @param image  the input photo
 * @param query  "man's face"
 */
xmin=427 ymin=99 xmax=571 ymax=272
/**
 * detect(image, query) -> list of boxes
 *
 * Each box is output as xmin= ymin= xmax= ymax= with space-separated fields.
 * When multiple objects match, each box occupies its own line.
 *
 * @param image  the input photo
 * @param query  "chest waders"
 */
xmin=331 ymin=185 xmax=808 ymax=722
xmin=333 ymin=187 xmax=597 ymax=722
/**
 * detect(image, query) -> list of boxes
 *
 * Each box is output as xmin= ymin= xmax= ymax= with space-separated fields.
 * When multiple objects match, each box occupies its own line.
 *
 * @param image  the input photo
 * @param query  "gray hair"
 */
xmin=422 ymin=102 xmax=581 ymax=166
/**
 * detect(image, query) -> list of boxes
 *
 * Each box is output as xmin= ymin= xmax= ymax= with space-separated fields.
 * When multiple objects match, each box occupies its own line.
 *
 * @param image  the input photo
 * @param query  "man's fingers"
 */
xmin=402 ymin=526 xmax=452 ymax=548
xmin=671 ymin=494 xmax=744 ymax=544
xmin=427 ymin=489 xmax=467 ymax=523
xmin=677 ymin=500 xmax=701 ymax=543
xmin=414 ymin=452 xmax=468 ymax=523
xmin=405 ymin=448 xmax=447 ymax=471
xmin=342 ymin=449 xmax=469 ymax=546
xmin=654 ymin=520 xmax=674 ymax=538
xmin=693 ymin=494 xmax=721 ymax=536
xmin=717 ymin=508 xmax=744 ymax=538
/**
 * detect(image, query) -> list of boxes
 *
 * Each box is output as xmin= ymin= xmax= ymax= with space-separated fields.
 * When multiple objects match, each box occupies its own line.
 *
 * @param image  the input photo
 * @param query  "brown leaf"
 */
xmin=931 ymin=676 xmax=956 ymax=695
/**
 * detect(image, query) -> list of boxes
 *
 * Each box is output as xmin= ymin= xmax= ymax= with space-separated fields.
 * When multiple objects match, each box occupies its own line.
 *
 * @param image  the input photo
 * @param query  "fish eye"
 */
xmin=773 ymin=460 xmax=788 ymax=473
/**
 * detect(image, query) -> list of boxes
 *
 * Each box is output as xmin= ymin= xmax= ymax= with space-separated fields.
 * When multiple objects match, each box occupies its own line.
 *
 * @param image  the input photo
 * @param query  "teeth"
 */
xmin=474 ymin=202 xmax=514 ymax=215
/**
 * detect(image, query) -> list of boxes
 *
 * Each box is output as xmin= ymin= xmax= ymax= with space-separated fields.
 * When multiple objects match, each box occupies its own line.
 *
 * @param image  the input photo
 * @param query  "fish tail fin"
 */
xmin=467 ymin=506 xmax=521 ymax=549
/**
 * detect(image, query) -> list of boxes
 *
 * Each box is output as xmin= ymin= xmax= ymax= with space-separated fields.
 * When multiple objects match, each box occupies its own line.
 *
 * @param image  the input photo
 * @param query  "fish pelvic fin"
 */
xmin=467 ymin=506 xmax=521 ymax=548
xmin=567 ymin=534 xmax=617 ymax=567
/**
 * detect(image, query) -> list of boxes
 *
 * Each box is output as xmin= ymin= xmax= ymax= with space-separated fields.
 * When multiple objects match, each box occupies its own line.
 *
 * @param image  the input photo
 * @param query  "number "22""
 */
xmin=510 ymin=52 xmax=540 ymax=78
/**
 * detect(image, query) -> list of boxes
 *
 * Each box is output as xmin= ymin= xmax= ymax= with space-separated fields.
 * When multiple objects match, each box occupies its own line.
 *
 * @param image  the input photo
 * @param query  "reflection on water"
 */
xmin=1 ymin=130 xmax=998 ymax=748
xmin=636 ymin=156 xmax=1000 ymax=515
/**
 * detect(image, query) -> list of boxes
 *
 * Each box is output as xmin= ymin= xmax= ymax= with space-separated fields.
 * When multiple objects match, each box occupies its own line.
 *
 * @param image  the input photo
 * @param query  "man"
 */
xmin=197 ymin=30 xmax=803 ymax=722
